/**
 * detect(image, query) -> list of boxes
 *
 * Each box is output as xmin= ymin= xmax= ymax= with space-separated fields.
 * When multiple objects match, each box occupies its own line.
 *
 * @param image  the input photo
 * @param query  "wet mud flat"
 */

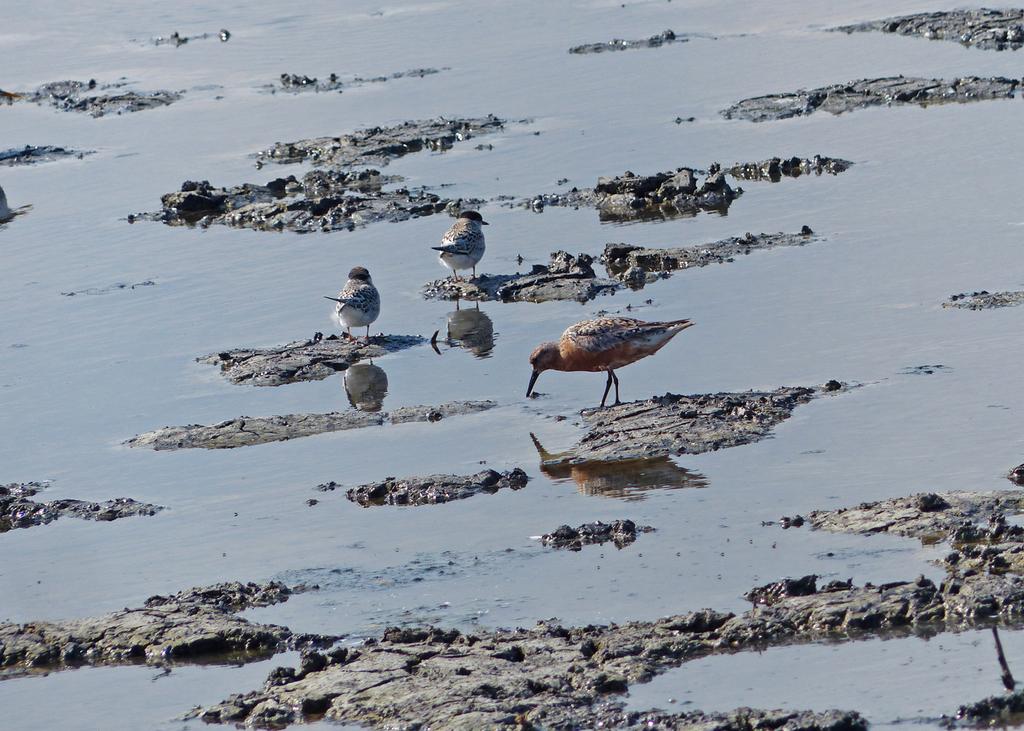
xmin=422 ymin=251 xmax=620 ymax=304
xmin=540 ymin=519 xmax=653 ymax=550
xmin=723 ymin=76 xmax=1020 ymax=123
xmin=331 ymin=467 xmax=528 ymax=507
xmin=834 ymin=10 xmax=1024 ymax=51
xmin=944 ymin=290 xmax=1024 ymax=310
xmin=568 ymin=29 xmax=688 ymax=54
xmin=602 ymin=228 xmax=817 ymax=288
xmin=195 ymin=564 xmax=1024 ymax=730
xmin=198 ymin=334 xmax=423 ymax=387
xmin=0 ymin=145 xmax=92 ymax=167
xmin=0 ymin=582 xmax=334 ymax=678
xmin=141 ymin=117 xmax=506 ymax=233
xmin=1 ymin=482 xmax=162 ymax=533
xmin=18 ymin=79 xmax=183 ymax=117
xmin=126 ymin=400 xmax=495 ymax=450
xmin=60 ymin=280 xmax=155 ymax=296
xmin=266 ymin=68 xmax=446 ymax=94
xmin=540 ymin=386 xmax=832 ymax=465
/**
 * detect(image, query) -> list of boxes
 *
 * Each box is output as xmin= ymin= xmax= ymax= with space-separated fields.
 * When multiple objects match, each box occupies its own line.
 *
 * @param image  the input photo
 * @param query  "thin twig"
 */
xmin=993 ymin=626 xmax=1016 ymax=691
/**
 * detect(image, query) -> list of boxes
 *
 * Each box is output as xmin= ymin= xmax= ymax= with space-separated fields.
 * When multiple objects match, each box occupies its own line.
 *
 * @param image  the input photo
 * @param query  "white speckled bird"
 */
xmin=324 ymin=266 xmax=380 ymax=340
xmin=432 ymin=210 xmax=488 ymax=280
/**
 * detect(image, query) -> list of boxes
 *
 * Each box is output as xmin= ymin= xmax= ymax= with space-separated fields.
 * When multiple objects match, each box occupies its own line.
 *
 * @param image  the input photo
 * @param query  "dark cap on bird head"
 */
xmin=348 ymin=266 xmax=371 ymax=281
xmin=458 ymin=210 xmax=489 ymax=225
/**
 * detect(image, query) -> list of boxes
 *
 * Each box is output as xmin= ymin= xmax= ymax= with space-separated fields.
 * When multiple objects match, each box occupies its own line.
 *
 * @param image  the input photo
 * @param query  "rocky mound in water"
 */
xmin=126 ymin=400 xmax=496 ymax=451
xmin=944 ymin=290 xmax=1024 ymax=310
xmin=21 ymin=79 xmax=183 ymax=117
xmin=137 ymin=117 xmax=508 ymax=232
xmin=834 ymin=10 xmax=1024 ymax=51
xmin=0 ymin=145 xmax=92 ymax=166
xmin=569 ymin=29 xmax=688 ymax=54
xmin=422 ymin=251 xmax=620 ymax=303
xmin=197 ymin=333 xmax=424 ymax=387
xmin=727 ymin=156 xmax=852 ymax=181
xmin=265 ymin=68 xmax=446 ymax=94
xmin=517 ymin=164 xmax=739 ymax=222
xmin=1 ymin=482 xmax=162 ymax=533
xmin=541 ymin=520 xmax=654 ymax=550
xmin=722 ymin=76 xmax=1020 ymax=122
xmin=602 ymin=228 xmax=818 ymax=289
xmin=543 ymin=386 xmax=834 ymax=465
xmin=0 ymin=581 xmax=335 ymax=677
xmin=331 ymin=467 xmax=529 ymax=507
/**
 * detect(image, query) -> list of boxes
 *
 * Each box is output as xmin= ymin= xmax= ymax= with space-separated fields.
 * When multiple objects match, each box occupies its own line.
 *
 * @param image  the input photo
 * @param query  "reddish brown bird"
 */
xmin=527 ymin=316 xmax=695 ymax=407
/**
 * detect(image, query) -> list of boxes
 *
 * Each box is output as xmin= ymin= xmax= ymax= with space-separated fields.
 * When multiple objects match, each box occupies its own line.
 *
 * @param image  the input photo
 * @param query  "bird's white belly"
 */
xmin=439 ymin=250 xmax=482 ymax=272
xmin=337 ymin=302 xmax=379 ymax=328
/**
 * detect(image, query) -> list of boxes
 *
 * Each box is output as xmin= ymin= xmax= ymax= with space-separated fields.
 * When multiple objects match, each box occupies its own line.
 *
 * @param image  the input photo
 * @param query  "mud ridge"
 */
xmin=569 ymin=29 xmax=688 ymax=54
xmin=944 ymin=290 xmax=1024 ymax=310
xmin=266 ymin=68 xmax=447 ymax=94
xmin=1 ymin=482 xmax=162 ymax=533
xmin=143 ymin=29 xmax=231 ymax=46
xmin=722 ymin=76 xmax=1019 ymax=122
xmin=194 ymin=566 xmax=1024 ymax=729
xmin=422 ymin=251 xmax=620 ymax=303
xmin=327 ymin=467 xmax=528 ymax=507
xmin=0 ymin=581 xmax=336 ymax=678
xmin=542 ymin=386 xmax=833 ymax=465
xmin=197 ymin=333 xmax=424 ymax=387
xmin=0 ymin=145 xmax=92 ymax=166
xmin=602 ymin=229 xmax=817 ymax=289
xmin=126 ymin=400 xmax=496 ymax=451
xmin=541 ymin=520 xmax=654 ymax=550
xmin=20 ymin=79 xmax=183 ymax=117
xmin=835 ymin=10 xmax=1024 ymax=51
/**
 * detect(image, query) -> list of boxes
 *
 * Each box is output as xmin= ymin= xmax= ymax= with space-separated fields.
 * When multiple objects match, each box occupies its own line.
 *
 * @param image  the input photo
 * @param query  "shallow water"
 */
xmin=4 ymin=0 xmax=1024 ymax=728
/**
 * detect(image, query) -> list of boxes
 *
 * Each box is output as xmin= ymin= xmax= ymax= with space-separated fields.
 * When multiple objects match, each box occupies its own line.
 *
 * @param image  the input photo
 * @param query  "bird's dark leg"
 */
xmin=611 ymin=370 xmax=621 ymax=405
xmin=472 ymin=264 xmax=477 ymax=280
xmin=365 ymin=325 xmax=371 ymax=341
xmin=600 ymin=371 xmax=614 ymax=408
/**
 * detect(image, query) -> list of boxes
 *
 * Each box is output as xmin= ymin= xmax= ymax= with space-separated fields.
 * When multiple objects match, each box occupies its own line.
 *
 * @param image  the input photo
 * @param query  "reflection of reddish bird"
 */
xmin=0 ymin=90 xmax=23 ymax=103
xmin=527 ymin=316 xmax=694 ymax=407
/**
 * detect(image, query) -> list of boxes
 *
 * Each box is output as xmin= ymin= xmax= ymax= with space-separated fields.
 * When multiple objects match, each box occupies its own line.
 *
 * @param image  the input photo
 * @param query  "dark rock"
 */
xmin=744 ymin=575 xmax=818 ymax=605
xmin=569 ymin=29 xmax=688 ymax=54
xmin=835 ymin=10 xmax=1024 ymax=51
xmin=944 ymin=290 xmax=1024 ymax=310
xmin=126 ymin=401 xmax=496 ymax=451
xmin=540 ymin=520 xmax=654 ymax=550
xmin=723 ymin=76 xmax=1020 ymax=123
xmin=1009 ymin=464 xmax=1024 ymax=485
xmin=602 ymin=230 xmax=821 ymax=288
xmin=422 ymin=251 xmax=621 ymax=303
xmin=0 ymin=482 xmax=162 ymax=533
xmin=544 ymin=386 xmax=821 ymax=465
xmin=342 ymin=468 xmax=528 ymax=507
xmin=952 ymin=688 xmax=1024 ymax=727
xmin=0 ymin=581 xmax=336 ymax=677
xmin=196 ymin=334 xmax=424 ymax=387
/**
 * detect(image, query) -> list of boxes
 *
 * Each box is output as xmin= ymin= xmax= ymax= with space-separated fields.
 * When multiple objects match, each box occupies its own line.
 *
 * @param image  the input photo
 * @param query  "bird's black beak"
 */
xmin=526 ymin=370 xmax=540 ymax=398
xmin=324 ymin=296 xmax=343 ymax=303
xmin=481 ymin=220 xmax=490 ymax=225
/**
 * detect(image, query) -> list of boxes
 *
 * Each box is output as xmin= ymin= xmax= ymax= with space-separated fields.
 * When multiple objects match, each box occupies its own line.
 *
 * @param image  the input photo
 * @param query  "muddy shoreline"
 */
xmin=1 ymin=482 xmax=162 ymax=533
xmin=835 ymin=10 xmax=1024 ymax=51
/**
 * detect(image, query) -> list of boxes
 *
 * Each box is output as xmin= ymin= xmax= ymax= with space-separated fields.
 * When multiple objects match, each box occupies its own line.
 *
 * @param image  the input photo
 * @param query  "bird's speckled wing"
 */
xmin=436 ymin=219 xmax=484 ymax=255
xmin=337 ymin=282 xmax=379 ymax=311
xmin=561 ymin=317 xmax=687 ymax=352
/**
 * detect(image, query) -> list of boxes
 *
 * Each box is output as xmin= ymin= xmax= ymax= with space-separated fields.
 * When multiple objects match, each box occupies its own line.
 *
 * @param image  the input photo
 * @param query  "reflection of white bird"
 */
xmin=447 ymin=306 xmax=494 ymax=357
xmin=324 ymin=266 xmax=380 ymax=340
xmin=432 ymin=211 xmax=488 ymax=280
xmin=344 ymin=363 xmax=388 ymax=412
xmin=0 ymin=185 xmax=10 ymax=220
